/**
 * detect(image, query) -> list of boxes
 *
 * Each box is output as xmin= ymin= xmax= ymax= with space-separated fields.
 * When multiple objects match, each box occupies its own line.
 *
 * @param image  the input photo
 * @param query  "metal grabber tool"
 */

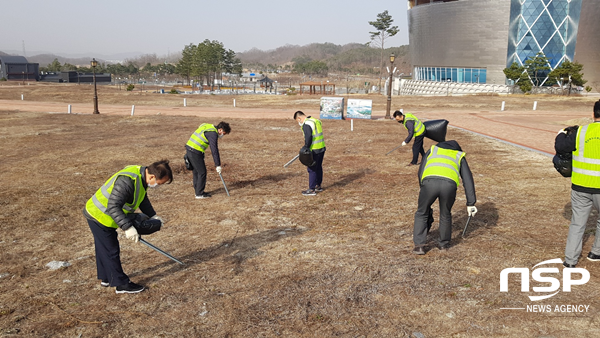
xmin=139 ymin=237 xmax=184 ymax=265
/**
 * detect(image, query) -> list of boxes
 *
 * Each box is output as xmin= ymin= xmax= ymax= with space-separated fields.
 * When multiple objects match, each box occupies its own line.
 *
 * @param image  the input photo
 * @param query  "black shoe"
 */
xmin=587 ymin=252 xmax=600 ymax=261
xmin=563 ymin=261 xmax=576 ymax=268
xmin=302 ymin=189 xmax=317 ymax=196
xmin=100 ymin=280 xmax=110 ymax=287
xmin=314 ymin=185 xmax=324 ymax=192
xmin=438 ymin=243 xmax=450 ymax=251
xmin=195 ymin=193 xmax=211 ymax=199
xmin=407 ymin=163 xmax=417 ymax=167
xmin=413 ymin=246 xmax=426 ymax=255
xmin=115 ymin=282 xmax=145 ymax=294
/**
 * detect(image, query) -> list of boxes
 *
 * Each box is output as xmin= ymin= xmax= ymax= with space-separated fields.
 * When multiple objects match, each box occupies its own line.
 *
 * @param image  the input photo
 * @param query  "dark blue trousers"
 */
xmin=307 ymin=151 xmax=325 ymax=189
xmin=411 ymin=134 xmax=426 ymax=164
xmin=87 ymin=218 xmax=129 ymax=287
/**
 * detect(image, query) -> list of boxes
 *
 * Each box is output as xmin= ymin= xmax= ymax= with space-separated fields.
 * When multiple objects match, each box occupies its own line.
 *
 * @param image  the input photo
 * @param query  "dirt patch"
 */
xmin=0 ymin=85 xmax=599 ymax=337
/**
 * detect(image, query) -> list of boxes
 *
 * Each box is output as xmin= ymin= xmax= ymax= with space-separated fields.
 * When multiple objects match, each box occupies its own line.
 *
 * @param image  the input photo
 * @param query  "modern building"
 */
xmin=0 ymin=55 xmax=39 ymax=81
xmin=407 ymin=0 xmax=600 ymax=90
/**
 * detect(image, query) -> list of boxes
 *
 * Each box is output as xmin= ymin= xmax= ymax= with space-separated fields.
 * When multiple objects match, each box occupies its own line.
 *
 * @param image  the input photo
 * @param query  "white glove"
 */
xmin=150 ymin=215 xmax=163 ymax=225
xmin=401 ymin=141 xmax=407 ymax=146
xmin=557 ymin=129 xmax=567 ymax=135
xmin=125 ymin=227 xmax=139 ymax=243
xmin=216 ymin=166 xmax=222 ymax=174
xmin=467 ymin=206 xmax=478 ymax=217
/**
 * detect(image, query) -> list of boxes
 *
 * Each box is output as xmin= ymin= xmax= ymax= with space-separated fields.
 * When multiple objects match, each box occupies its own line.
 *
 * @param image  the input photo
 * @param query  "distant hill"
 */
xmin=237 ymin=43 xmax=410 ymax=75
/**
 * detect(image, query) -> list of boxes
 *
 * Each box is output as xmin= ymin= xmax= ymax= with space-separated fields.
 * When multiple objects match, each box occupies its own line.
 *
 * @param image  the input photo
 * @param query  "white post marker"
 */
xmin=351 ymin=119 xmax=354 ymax=131
xmin=501 ymin=101 xmax=505 ymax=111
xmin=131 ymin=105 xmax=135 ymax=116
xmin=184 ymin=98 xmax=187 ymax=107
xmin=533 ymin=101 xmax=538 ymax=111
xmin=68 ymin=104 xmax=71 ymax=114
xmin=233 ymin=99 xmax=236 ymax=107
xmin=21 ymin=94 xmax=24 ymax=100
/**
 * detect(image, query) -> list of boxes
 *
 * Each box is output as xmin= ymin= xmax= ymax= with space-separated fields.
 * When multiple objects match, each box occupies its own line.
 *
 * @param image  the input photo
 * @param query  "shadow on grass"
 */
xmin=132 ymin=227 xmax=307 ymax=281
xmin=425 ymin=201 xmax=499 ymax=247
xmin=209 ymin=172 xmax=302 ymax=194
xmin=327 ymin=168 xmax=376 ymax=189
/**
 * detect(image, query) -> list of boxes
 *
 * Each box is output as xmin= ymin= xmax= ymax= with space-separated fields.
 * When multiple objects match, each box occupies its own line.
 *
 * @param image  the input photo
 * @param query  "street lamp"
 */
xmin=385 ymin=53 xmax=395 ymax=119
xmin=447 ymin=78 xmax=451 ymax=96
xmin=91 ymin=58 xmax=100 ymax=114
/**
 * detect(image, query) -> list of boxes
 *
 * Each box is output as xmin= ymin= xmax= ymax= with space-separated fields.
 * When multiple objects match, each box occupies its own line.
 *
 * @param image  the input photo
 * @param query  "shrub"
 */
xmin=0 ymin=77 xmax=7 ymax=81
xmin=585 ymin=86 xmax=593 ymax=93
xmin=126 ymin=84 xmax=135 ymax=91
xmin=169 ymin=88 xmax=179 ymax=94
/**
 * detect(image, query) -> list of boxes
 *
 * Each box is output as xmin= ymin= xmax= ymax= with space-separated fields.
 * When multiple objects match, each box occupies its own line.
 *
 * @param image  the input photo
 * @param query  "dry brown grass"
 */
xmin=1 ymin=85 xmax=600 ymax=337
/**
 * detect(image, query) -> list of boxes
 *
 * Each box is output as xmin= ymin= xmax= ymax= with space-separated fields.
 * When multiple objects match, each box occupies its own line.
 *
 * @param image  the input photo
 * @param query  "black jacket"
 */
xmin=418 ymin=140 xmax=477 ymax=206
xmin=401 ymin=120 xmax=416 ymax=144
xmin=186 ymin=130 xmax=221 ymax=166
xmin=555 ymin=122 xmax=600 ymax=194
xmin=83 ymin=166 xmax=156 ymax=230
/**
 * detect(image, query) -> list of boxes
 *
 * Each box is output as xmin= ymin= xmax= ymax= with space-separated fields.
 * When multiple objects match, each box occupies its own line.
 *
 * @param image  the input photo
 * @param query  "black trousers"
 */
xmin=413 ymin=178 xmax=457 ymax=247
xmin=307 ymin=151 xmax=325 ymax=189
xmin=411 ymin=134 xmax=426 ymax=164
xmin=87 ymin=218 xmax=129 ymax=287
xmin=187 ymin=148 xmax=207 ymax=196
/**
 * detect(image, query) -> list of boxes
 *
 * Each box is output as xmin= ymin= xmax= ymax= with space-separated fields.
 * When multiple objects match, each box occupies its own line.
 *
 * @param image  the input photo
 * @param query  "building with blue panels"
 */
xmin=408 ymin=0 xmax=600 ymax=90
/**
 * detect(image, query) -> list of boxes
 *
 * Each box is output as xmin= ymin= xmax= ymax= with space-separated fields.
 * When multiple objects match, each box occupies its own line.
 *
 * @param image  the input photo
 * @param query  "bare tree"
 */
xmin=369 ymin=10 xmax=399 ymax=94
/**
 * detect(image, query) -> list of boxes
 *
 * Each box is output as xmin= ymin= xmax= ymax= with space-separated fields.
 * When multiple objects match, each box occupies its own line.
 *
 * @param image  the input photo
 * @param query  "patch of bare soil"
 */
xmin=1 ymin=104 xmax=599 ymax=337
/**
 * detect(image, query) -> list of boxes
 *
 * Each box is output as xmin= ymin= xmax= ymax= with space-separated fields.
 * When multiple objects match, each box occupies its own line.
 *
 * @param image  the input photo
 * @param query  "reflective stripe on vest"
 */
xmin=421 ymin=145 xmax=465 ymax=186
xmin=85 ymin=165 xmax=147 ymax=228
xmin=572 ymin=123 xmax=600 ymax=189
xmin=186 ymin=123 xmax=217 ymax=153
xmin=404 ymin=113 xmax=425 ymax=137
xmin=303 ymin=117 xmax=325 ymax=151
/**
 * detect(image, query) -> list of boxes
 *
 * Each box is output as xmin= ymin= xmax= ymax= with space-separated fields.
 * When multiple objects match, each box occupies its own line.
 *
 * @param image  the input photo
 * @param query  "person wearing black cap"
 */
xmin=412 ymin=140 xmax=477 ymax=254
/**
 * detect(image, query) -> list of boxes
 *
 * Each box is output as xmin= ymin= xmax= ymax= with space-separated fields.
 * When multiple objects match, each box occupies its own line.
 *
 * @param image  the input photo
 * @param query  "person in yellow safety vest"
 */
xmin=83 ymin=160 xmax=173 ymax=293
xmin=185 ymin=121 xmax=231 ymax=199
xmin=412 ymin=140 xmax=477 ymax=255
xmin=393 ymin=109 xmax=426 ymax=166
xmin=556 ymin=100 xmax=600 ymax=268
xmin=294 ymin=110 xmax=326 ymax=196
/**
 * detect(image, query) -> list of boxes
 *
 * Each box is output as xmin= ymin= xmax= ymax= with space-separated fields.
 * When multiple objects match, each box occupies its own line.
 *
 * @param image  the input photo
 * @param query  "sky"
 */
xmin=1 ymin=0 xmax=409 ymax=59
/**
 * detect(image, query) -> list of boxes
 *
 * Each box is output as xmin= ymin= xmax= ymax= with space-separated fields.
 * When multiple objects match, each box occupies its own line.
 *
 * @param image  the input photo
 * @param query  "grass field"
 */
xmin=1 ymin=84 xmax=600 ymax=337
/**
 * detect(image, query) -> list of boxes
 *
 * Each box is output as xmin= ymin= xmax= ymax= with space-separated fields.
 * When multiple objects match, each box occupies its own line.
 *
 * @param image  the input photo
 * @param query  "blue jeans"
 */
xmin=307 ymin=151 xmax=325 ymax=189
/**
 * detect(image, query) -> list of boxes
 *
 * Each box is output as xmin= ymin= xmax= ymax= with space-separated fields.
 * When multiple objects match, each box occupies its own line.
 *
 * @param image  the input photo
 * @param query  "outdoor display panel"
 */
xmin=346 ymin=99 xmax=373 ymax=119
xmin=319 ymin=97 xmax=345 ymax=120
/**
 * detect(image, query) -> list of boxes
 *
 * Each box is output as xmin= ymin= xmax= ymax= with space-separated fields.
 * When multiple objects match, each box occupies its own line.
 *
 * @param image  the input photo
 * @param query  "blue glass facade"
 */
xmin=414 ymin=66 xmax=487 ymax=84
xmin=507 ymin=0 xmax=582 ymax=84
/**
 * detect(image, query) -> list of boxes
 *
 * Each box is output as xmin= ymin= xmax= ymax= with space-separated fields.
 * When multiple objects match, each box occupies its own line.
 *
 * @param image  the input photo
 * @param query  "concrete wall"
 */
xmin=408 ymin=0 xmax=512 ymax=84
xmin=574 ymin=0 xmax=600 ymax=92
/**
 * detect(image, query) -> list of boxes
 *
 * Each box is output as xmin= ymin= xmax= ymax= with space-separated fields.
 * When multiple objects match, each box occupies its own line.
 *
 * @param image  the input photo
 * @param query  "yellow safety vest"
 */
xmin=85 ymin=165 xmax=147 ymax=228
xmin=572 ymin=123 xmax=600 ymax=189
xmin=404 ymin=113 xmax=425 ymax=137
xmin=303 ymin=117 xmax=326 ymax=151
xmin=421 ymin=145 xmax=465 ymax=186
xmin=187 ymin=123 xmax=217 ymax=153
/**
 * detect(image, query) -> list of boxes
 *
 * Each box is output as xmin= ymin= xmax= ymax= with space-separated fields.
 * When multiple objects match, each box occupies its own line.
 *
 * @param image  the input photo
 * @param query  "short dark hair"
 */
xmin=147 ymin=159 xmax=173 ymax=184
xmin=594 ymin=100 xmax=600 ymax=119
xmin=393 ymin=110 xmax=403 ymax=118
xmin=294 ymin=111 xmax=305 ymax=120
xmin=216 ymin=121 xmax=231 ymax=134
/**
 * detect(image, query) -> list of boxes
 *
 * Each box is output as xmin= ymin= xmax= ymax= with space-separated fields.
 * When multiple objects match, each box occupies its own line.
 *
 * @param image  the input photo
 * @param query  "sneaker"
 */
xmin=100 ymin=280 xmax=110 ymax=287
xmin=302 ymin=189 xmax=317 ymax=196
xmin=563 ymin=261 xmax=576 ymax=268
xmin=115 ymin=281 xmax=145 ymax=294
xmin=195 ymin=193 xmax=211 ymax=199
xmin=438 ymin=243 xmax=450 ymax=251
xmin=314 ymin=185 xmax=324 ymax=192
xmin=587 ymin=252 xmax=600 ymax=261
xmin=413 ymin=246 xmax=426 ymax=255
